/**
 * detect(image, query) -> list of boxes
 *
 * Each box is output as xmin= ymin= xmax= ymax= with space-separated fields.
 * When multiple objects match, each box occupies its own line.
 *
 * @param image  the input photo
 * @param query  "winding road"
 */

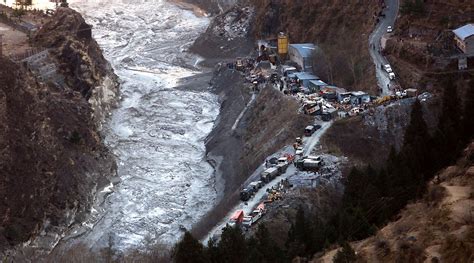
xmin=369 ymin=0 xmax=400 ymax=95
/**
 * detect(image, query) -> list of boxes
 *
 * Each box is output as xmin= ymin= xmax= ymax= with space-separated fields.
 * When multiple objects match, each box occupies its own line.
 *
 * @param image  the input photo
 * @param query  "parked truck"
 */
xmin=260 ymin=167 xmax=279 ymax=183
xmin=240 ymin=188 xmax=252 ymax=201
xmin=228 ymin=210 xmax=244 ymax=227
xmin=295 ymin=158 xmax=323 ymax=171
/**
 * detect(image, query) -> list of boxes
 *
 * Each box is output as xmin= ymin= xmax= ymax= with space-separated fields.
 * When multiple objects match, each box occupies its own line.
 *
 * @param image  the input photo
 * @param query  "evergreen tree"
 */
xmin=255 ymin=224 xmax=286 ymax=262
xmin=333 ymin=242 xmax=357 ymax=263
xmin=173 ymin=231 xmax=207 ymax=263
xmin=286 ymin=206 xmax=311 ymax=258
xmin=462 ymin=80 xmax=474 ymax=143
xmin=400 ymin=99 xmax=431 ymax=196
xmin=246 ymin=236 xmax=264 ymax=263
xmin=434 ymin=77 xmax=461 ymax=168
xmin=218 ymin=226 xmax=247 ymax=263
xmin=206 ymin=237 xmax=220 ymax=263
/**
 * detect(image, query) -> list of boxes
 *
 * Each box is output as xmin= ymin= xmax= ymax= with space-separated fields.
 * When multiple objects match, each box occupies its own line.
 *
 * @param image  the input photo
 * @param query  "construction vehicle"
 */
xmin=260 ymin=167 xmax=279 ymax=183
xmin=228 ymin=210 xmax=244 ymax=227
xmin=236 ymin=57 xmax=244 ymax=71
xmin=375 ymin=95 xmax=392 ymax=105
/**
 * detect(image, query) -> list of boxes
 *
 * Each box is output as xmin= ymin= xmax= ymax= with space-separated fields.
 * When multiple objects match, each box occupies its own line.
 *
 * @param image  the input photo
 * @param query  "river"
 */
xmin=63 ymin=0 xmax=220 ymax=252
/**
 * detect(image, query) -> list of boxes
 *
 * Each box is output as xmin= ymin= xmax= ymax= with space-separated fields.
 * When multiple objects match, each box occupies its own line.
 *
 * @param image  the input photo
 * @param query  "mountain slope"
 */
xmin=314 ymin=142 xmax=474 ymax=263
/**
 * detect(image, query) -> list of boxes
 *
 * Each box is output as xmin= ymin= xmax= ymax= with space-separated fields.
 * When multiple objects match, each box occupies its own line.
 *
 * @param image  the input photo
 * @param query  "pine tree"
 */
xmin=173 ymin=231 xmax=207 ymax=263
xmin=434 ymin=77 xmax=461 ymax=168
xmin=461 ymin=80 xmax=474 ymax=143
xmin=333 ymin=242 xmax=357 ymax=263
xmin=206 ymin=237 xmax=220 ymax=263
xmin=218 ymin=226 xmax=247 ymax=263
xmin=255 ymin=224 xmax=285 ymax=263
xmin=400 ymin=99 xmax=431 ymax=195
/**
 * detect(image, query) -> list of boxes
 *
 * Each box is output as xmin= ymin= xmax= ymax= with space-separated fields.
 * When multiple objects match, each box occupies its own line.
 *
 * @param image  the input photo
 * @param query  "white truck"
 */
xmin=242 ymin=209 xmax=264 ymax=229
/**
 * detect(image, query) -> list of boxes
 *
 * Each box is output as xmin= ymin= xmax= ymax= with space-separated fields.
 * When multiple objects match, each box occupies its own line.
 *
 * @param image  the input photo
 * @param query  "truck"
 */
xmin=242 ymin=209 xmax=264 ymax=229
xmin=228 ymin=210 xmax=244 ymax=227
xmin=281 ymin=65 xmax=298 ymax=77
xmin=295 ymin=158 xmax=323 ymax=171
xmin=276 ymin=162 xmax=289 ymax=173
xmin=383 ymin=64 xmax=393 ymax=73
xmin=260 ymin=167 xmax=279 ymax=183
xmin=295 ymin=146 xmax=304 ymax=156
xmin=304 ymin=125 xmax=316 ymax=136
xmin=240 ymin=188 xmax=252 ymax=201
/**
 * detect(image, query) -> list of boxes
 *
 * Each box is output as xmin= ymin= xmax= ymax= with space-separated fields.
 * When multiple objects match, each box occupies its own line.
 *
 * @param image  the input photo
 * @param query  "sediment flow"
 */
xmin=62 ymin=0 xmax=219 ymax=251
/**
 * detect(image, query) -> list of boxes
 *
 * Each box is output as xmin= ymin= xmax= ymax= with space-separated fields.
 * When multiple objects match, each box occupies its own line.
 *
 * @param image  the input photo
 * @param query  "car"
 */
xmin=304 ymin=125 xmax=316 ymax=136
xmin=314 ymin=124 xmax=322 ymax=131
xmin=295 ymin=147 xmax=304 ymax=156
xmin=389 ymin=72 xmax=396 ymax=80
xmin=387 ymin=26 xmax=393 ymax=33
xmin=383 ymin=64 xmax=393 ymax=73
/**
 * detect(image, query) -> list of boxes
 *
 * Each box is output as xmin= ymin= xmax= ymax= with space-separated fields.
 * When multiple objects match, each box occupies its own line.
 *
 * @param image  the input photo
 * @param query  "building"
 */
xmin=288 ymin=43 xmax=319 ymax=72
xmin=349 ymin=91 xmax=371 ymax=105
xmin=308 ymin=80 xmax=328 ymax=93
xmin=293 ymin=72 xmax=320 ymax=87
xmin=320 ymin=86 xmax=346 ymax=101
xmin=453 ymin=24 xmax=474 ymax=55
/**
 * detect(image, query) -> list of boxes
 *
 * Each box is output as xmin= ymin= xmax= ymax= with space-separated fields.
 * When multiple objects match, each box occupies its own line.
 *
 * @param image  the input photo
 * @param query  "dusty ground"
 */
xmin=0 ymin=22 xmax=29 ymax=56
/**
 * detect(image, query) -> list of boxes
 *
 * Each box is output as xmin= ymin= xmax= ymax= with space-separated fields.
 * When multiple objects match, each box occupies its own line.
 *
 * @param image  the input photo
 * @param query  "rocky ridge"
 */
xmin=0 ymin=7 xmax=119 ymax=258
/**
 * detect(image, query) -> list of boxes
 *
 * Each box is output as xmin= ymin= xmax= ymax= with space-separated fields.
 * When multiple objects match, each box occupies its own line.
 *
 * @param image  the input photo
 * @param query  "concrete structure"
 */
xmin=320 ymin=86 xmax=346 ymax=101
xmin=293 ymin=72 xmax=319 ymax=87
xmin=453 ymin=24 xmax=474 ymax=55
xmin=288 ymin=43 xmax=317 ymax=72
xmin=308 ymin=80 xmax=328 ymax=92
xmin=349 ymin=91 xmax=371 ymax=105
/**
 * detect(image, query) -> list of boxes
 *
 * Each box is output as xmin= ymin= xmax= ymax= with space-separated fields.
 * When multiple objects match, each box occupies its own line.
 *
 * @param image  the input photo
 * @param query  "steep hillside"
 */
xmin=0 ymin=58 xmax=116 ymax=252
xmin=0 ymin=7 xmax=118 ymax=256
xmin=315 ymin=142 xmax=474 ymax=263
xmin=252 ymin=0 xmax=380 ymax=92
xmin=385 ymin=0 xmax=474 ymax=91
xmin=321 ymin=97 xmax=439 ymax=167
xmin=34 ymin=7 xmax=119 ymax=128
xmin=191 ymin=67 xmax=312 ymax=239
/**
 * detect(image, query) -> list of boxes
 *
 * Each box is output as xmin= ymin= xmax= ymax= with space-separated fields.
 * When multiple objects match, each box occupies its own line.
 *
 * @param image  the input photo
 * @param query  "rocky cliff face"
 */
xmin=0 ymin=8 xmax=118 ymax=256
xmin=34 ymin=7 xmax=119 ymax=129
